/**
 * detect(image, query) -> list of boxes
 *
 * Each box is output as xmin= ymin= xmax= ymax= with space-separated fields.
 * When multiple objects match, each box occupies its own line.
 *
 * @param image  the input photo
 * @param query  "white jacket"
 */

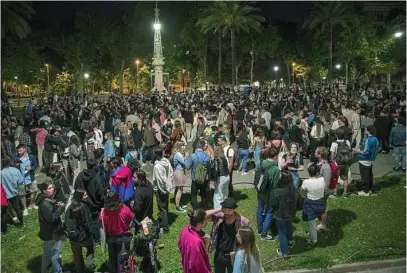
xmin=152 ymin=158 xmax=174 ymax=194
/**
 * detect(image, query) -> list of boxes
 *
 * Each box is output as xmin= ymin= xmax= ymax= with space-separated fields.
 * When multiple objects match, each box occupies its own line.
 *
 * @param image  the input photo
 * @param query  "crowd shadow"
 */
xmin=289 ymin=209 xmax=357 ymax=255
xmin=348 ymin=174 xmax=403 ymax=193
xmin=26 ymin=255 xmax=42 ymax=273
xmin=232 ymin=190 xmax=248 ymax=202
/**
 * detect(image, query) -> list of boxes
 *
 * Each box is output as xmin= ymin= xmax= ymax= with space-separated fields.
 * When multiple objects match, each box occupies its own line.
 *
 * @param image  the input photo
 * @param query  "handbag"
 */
xmin=99 ymin=209 xmax=107 ymax=252
xmin=278 ymin=141 xmax=288 ymax=170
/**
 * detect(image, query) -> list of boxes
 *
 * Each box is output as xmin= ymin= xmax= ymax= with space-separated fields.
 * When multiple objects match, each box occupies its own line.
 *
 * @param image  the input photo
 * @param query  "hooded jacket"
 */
xmin=74 ymin=168 xmax=105 ymax=214
xmin=110 ymin=166 xmax=134 ymax=204
xmin=36 ymin=193 xmax=64 ymax=241
xmin=152 ymin=158 xmax=174 ymax=194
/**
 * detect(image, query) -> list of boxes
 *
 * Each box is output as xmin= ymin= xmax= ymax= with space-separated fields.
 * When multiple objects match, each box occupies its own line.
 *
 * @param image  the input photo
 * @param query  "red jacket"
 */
xmin=98 ymin=205 xmax=134 ymax=236
xmin=1 ymin=185 xmax=8 ymax=207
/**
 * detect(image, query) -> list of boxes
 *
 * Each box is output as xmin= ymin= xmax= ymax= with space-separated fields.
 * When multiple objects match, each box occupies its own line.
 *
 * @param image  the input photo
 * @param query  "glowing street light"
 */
xmin=335 ymin=64 xmax=341 ymax=69
xmin=14 ymin=76 xmax=18 ymax=80
xmin=84 ymin=73 xmax=89 ymax=79
xmin=273 ymin=66 xmax=279 ymax=89
xmin=273 ymin=66 xmax=279 ymax=72
xmin=83 ymin=73 xmax=89 ymax=101
xmin=394 ymin=32 xmax=403 ymax=38
xmin=154 ymin=23 xmax=161 ymax=30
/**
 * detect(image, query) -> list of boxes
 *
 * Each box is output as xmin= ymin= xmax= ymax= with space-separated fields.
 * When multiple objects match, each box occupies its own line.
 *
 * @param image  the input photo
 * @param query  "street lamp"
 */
xmin=273 ymin=66 xmax=279 ymax=89
xmin=135 ymin=60 xmax=140 ymax=92
xmin=83 ymin=73 xmax=89 ymax=101
xmin=45 ymin=64 xmax=50 ymax=94
xmin=335 ymin=64 xmax=341 ymax=69
xmin=182 ymin=69 xmax=185 ymax=92
xmin=154 ymin=23 xmax=161 ymax=30
xmin=394 ymin=31 xmax=403 ymax=38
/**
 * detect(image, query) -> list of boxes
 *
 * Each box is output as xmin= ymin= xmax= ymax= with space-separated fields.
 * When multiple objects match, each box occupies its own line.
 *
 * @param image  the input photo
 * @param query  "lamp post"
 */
xmin=335 ymin=64 xmax=341 ymax=84
xmin=14 ymin=76 xmax=20 ymax=106
xmin=394 ymin=31 xmax=403 ymax=38
xmin=273 ymin=66 xmax=279 ymax=89
xmin=182 ymin=69 xmax=185 ymax=92
xmin=83 ymin=73 xmax=89 ymax=101
xmin=135 ymin=59 xmax=140 ymax=92
xmin=292 ymin=62 xmax=296 ymax=86
xmin=45 ymin=64 xmax=50 ymax=94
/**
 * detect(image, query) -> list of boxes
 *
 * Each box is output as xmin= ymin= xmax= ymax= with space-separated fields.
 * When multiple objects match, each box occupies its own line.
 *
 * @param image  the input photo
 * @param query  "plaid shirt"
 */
xmin=18 ymin=133 xmax=32 ymax=153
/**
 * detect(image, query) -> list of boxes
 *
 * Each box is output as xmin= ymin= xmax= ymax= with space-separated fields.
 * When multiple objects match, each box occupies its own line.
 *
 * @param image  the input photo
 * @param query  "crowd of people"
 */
xmin=0 ymin=82 xmax=406 ymax=273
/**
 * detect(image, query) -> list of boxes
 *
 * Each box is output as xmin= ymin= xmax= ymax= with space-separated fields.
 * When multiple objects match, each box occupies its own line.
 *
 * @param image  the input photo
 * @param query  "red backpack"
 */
xmin=328 ymin=161 xmax=339 ymax=189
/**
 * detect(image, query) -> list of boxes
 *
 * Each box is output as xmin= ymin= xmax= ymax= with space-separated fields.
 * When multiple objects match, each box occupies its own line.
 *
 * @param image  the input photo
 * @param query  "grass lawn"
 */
xmin=1 ymin=175 xmax=405 ymax=273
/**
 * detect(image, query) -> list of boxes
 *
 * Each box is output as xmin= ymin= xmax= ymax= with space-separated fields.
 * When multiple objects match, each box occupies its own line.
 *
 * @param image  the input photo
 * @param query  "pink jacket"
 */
xmin=30 ymin=128 xmax=48 ymax=146
xmin=178 ymin=225 xmax=211 ymax=273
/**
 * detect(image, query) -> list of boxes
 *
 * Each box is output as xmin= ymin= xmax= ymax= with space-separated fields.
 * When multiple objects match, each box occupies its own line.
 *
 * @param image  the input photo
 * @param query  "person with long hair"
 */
xmin=104 ymin=132 xmax=115 ymax=165
xmin=232 ymin=225 xmax=263 ymax=273
xmin=69 ymin=135 xmax=81 ymax=187
xmin=109 ymin=157 xmax=134 ymax=207
xmin=131 ymin=169 xmax=154 ymax=222
xmin=65 ymin=189 xmax=95 ymax=273
xmin=212 ymin=146 xmax=230 ymax=209
xmin=171 ymin=141 xmax=188 ymax=213
xmin=36 ymin=179 xmax=65 ymax=273
xmin=236 ymin=126 xmax=251 ymax=175
xmin=271 ymin=171 xmax=301 ymax=257
xmin=309 ymin=117 xmax=326 ymax=161
xmin=280 ymin=142 xmax=304 ymax=189
xmin=178 ymin=209 xmax=211 ymax=273
xmin=98 ymin=191 xmax=134 ymax=273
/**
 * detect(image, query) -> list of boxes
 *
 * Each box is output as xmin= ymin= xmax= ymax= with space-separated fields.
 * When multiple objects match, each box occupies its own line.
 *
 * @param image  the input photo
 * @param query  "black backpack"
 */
xmin=335 ymin=141 xmax=352 ymax=165
xmin=253 ymin=165 xmax=272 ymax=193
xmin=127 ymin=151 xmax=141 ymax=172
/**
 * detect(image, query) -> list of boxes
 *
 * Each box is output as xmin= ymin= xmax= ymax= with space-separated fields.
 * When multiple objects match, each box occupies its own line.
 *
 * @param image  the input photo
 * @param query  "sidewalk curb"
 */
xmin=267 ymin=258 xmax=406 ymax=273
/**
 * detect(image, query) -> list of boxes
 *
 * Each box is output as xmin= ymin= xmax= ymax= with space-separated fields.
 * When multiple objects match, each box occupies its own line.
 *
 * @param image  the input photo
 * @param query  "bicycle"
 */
xmin=117 ymin=218 xmax=161 ymax=273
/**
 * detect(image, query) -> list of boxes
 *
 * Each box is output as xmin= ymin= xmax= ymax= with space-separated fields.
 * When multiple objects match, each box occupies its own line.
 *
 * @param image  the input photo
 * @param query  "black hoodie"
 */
xmin=74 ymin=168 xmax=105 ymax=214
xmin=36 ymin=193 xmax=64 ymax=241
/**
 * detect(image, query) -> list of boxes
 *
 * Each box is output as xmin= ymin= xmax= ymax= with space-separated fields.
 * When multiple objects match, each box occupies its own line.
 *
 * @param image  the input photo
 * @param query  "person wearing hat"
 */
xmin=206 ymin=197 xmax=249 ymax=273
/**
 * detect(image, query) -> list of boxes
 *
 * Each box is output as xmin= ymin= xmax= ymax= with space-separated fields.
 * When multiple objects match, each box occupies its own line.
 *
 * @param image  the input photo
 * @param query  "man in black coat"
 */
xmin=374 ymin=109 xmax=392 ymax=154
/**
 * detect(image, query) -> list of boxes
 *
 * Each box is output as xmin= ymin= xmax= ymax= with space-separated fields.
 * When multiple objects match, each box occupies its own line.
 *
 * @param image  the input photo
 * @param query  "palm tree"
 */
xmin=197 ymin=2 xmax=265 ymax=86
xmin=1 ymin=1 xmax=35 ymax=40
xmin=304 ymin=2 xmax=354 ymax=83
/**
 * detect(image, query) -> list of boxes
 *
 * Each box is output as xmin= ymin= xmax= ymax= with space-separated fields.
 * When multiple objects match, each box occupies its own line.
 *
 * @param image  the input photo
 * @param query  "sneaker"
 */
xmin=276 ymin=248 xmax=288 ymax=257
xmin=357 ymin=191 xmax=370 ymax=196
xmin=241 ymin=172 xmax=248 ymax=176
xmin=288 ymin=240 xmax=295 ymax=249
xmin=393 ymin=167 xmax=402 ymax=172
xmin=368 ymin=190 xmax=378 ymax=196
xmin=181 ymin=205 xmax=187 ymax=210
xmin=260 ymin=235 xmax=276 ymax=241
xmin=12 ymin=217 xmax=18 ymax=222
xmin=23 ymin=209 xmax=29 ymax=216
xmin=175 ymin=206 xmax=186 ymax=213
xmin=342 ymin=193 xmax=349 ymax=198
xmin=317 ymin=224 xmax=326 ymax=231
xmin=328 ymin=194 xmax=338 ymax=199
xmin=305 ymin=238 xmax=317 ymax=248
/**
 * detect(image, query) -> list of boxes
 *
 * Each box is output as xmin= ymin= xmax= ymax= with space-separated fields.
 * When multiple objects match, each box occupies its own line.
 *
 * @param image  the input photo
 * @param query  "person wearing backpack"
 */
xmin=123 ymin=140 xmax=140 ymax=172
xmin=212 ymin=146 xmax=230 ymax=209
xmin=185 ymin=139 xmax=211 ymax=210
xmin=329 ymin=128 xmax=352 ymax=198
xmin=65 ymin=189 xmax=95 ymax=273
xmin=255 ymin=147 xmax=280 ymax=241
xmin=315 ymin=147 xmax=333 ymax=231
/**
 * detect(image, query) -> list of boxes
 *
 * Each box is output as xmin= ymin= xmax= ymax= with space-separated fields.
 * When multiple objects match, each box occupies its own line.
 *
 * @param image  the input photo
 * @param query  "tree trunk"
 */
xmin=203 ymin=43 xmax=207 ymax=91
xmin=218 ymin=32 xmax=222 ymax=86
xmin=285 ymin=61 xmax=291 ymax=86
xmin=345 ymin=61 xmax=349 ymax=86
xmin=236 ymin=65 xmax=239 ymax=85
xmin=387 ymin=73 xmax=391 ymax=90
xmin=250 ymin=45 xmax=254 ymax=86
xmin=231 ymin=28 xmax=236 ymax=86
xmin=328 ymin=25 xmax=333 ymax=83
xmin=119 ymin=60 xmax=125 ymax=96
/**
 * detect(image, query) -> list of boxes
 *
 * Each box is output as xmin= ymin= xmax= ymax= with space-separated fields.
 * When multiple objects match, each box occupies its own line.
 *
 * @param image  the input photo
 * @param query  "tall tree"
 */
xmin=197 ymin=2 xmax=265 ymax=86
xmin=1 ymin=1 xmax=35 ymax=40
xmin=305 ymin=1 xmax=355 ymax=82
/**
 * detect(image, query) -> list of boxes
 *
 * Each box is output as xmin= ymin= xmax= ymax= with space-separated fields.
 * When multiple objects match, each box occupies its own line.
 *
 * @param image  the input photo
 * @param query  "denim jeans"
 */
xmin=394 ymin=146 xmax=406 ymax=169
xmin=238 ymin=149 xmax=250 ymax=172
xmin=256 ymin=197 xmax=277 ymax=237
xmin=41 ymin=239 xmax=62 ymax=273
xmin=107 ymin=235 xmax=131 ymax=273
xmin=290 ymin=171 xmax=300 ymax=189
xmin=275 ymin=219 xmax=293 ymax=255
xmin=142 ymin=145 xmax=155 ymax=163
xmin=213 ymin=175 xmax=230 ymax=209
xmin=254 ymin=146 xmax=261 ymax=167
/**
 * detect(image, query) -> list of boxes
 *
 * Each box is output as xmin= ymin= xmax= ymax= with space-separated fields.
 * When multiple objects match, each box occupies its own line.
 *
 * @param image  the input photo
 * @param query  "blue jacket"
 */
xmin=185 ymin=150 xmax=210 ymax=180
xmin=302 ymin=198 xmax=326 ymax=221
xmin=389 ymin=125 xmax=406 ymax=147
xmin=172 ymin=152 xmax=186 ymax=171
xmin=104 ymin=140 xmax=115 ymax=159
xmin=18 ymin=154 xmax=38 ymax=185
xmin=1 ymin=167 xmax=24 ymax=199
xmin=358 ymin=135 xmax=379 ymax=162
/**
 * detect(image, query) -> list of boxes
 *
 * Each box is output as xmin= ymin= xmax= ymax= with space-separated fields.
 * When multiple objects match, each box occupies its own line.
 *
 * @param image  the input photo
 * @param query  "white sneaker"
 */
xmin=12 ymin=217 xmax=18 ymax=222
xmin=357 ymin=191 xmax=370 ymax=196
xmin=241 ymin=172 xmax=248 ymax=176
xmin=23 ymin=210 xmax=29 ymax=216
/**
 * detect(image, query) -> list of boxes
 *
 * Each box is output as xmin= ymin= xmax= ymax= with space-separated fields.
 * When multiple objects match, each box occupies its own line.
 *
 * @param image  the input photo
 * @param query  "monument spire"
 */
xmin=152 ymin=1 xmax=166 ymax=92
